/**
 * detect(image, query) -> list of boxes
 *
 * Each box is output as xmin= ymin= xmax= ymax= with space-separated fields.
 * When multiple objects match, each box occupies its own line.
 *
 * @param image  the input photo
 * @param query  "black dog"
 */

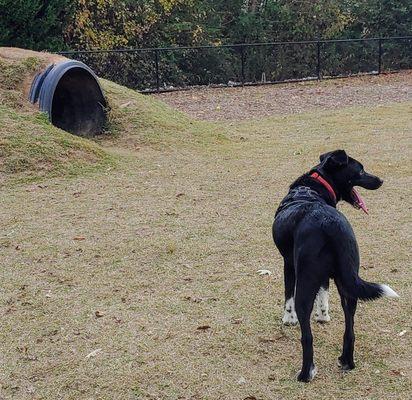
xmin=272 ymin=150 xmax=399 ymax=382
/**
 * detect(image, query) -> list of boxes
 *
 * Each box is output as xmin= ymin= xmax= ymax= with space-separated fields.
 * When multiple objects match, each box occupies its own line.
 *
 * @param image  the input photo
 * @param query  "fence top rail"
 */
xmin=57 ymin=35 xmax=412 ymax=55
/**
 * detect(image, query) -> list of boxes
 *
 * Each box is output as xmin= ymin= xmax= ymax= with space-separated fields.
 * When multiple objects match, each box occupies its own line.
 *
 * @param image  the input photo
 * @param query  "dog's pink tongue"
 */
xmin=351 ymin=188 xmax=368 ymax=214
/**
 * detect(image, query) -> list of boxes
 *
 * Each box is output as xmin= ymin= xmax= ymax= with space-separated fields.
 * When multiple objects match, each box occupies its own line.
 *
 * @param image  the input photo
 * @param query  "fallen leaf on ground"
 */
xmin=361 ymin=265 xmax=374 ymax=270
xmin=85 ymin=348 xmax=102 ymax=359
xmin=258 ymin=334 xmax=286 ymax=343
xmin=197 ymin=325 xmax=211 ymax=331
xmin=257 ymin=269 xmax=272 ymax=276
xmin=390 ymin=369 xmax=405 ymax=376
xmin=184 ymin=296 xmax=203 ymax=303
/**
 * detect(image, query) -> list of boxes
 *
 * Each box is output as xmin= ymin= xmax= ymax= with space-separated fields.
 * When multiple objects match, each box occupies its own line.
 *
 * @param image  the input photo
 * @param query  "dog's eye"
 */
xmin=359 ymin=170 xmax=365 ymax=175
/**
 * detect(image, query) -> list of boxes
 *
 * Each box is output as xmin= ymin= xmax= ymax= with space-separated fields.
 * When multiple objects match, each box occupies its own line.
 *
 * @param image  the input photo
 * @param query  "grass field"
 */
xmin=0 ymin=57 xmax=411 ymax=399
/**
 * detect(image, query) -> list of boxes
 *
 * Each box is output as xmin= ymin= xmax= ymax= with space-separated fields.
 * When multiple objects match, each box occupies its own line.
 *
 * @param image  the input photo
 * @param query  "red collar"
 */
xmin=310 ymin=172 xmax=337 ymax=204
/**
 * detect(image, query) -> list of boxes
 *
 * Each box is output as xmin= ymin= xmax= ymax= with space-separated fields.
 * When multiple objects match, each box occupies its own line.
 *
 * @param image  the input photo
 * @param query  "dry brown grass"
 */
xmin=0 ymin=76 xmax=411 ymax=399
xmin=154 ymin=70 xmax=412 ymax=121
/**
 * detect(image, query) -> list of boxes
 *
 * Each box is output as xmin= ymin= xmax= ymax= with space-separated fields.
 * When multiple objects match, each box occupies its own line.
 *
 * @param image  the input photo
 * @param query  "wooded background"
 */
xmin=1 ymin=1 xmax=410 ymax=51
xmin=1 ymin=1 xmax=410 ymax=91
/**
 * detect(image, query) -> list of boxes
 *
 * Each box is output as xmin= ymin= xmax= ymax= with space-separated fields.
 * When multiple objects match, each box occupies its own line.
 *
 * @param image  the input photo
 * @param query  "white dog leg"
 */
xmin=282 ymin=297 xmax=298 ymax=325
xmin=314 ymin=287 xmax=331 ymax=323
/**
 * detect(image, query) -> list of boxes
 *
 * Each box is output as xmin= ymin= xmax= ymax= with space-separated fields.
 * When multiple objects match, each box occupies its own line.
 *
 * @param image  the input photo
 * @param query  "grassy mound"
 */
xmin=0 ymin=105 xmax=114 ymax=185
xmin=102 ymin=79 xmax=226 ymax=147
xmin=0 ymin=55 xmax=114 ymax=185
xmin=0 ymin=56 xmax=41 ymax=109
xmin=0 ymin=51 xmax=226 ymax=185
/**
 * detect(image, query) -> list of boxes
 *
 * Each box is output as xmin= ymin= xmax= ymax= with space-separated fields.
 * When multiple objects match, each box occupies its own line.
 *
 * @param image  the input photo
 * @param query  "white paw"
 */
xmin=283 ymin=297 xmax=298 ymax=325
xmin=314 ymin=313 xmax=331 ymax=323
xmin=310 ymin=365 xmax=318 ymax=380
xmin=282 ymin=310 xmax=298 ymax=325
xmin=314 ymin=287 xmax=330 ymax=323
xmin=297 ymin=365 xmax=318 ymax=381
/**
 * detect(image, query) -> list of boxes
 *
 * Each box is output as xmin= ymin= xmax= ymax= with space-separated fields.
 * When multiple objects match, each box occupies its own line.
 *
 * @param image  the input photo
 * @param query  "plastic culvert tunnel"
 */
xmin=29 ymin=60 xmax=107 ymax=137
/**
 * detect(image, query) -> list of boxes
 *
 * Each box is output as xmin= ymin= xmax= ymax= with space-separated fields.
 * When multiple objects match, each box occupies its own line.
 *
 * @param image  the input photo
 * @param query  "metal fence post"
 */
xmin=240 ymin=45 xmax=245 ymax=86
xmin=155 ymin=49 xmax=160 ymax=92
xmin=317 ymin=41 xmax=321 ymax=80
xmin=378 ymin=38 xmax=383 ymax=74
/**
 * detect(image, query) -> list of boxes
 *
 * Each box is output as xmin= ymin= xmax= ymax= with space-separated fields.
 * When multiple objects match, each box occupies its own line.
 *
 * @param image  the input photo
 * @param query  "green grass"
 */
xmin=0 ymin=104 xmax=115 ymax=185
xmin=101 ymin=79 xmax=227 ymax=147
xmin=0 ymin=57 xmax=227 ymax=185
xmin=0 ymin=57 xmax=41 ymax=110
xmin=0 ymin=55 xmax=410 ymax=399
xmin=0 ymin=56 xmax=40 ymax=91
xmin=0 ymin=57 xmax=117 ymax=185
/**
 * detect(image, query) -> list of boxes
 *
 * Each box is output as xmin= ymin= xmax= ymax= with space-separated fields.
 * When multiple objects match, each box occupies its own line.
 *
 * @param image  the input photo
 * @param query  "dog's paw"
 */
xmin=314 ymin=312 xmax=331 ymax=323
xmin=297 ymin=364 xmax=317 ymax=382
xmin=282 ymin=311 xmax=298 ymax=325
xmin=338 ymin=356 xmax=355 ymax=371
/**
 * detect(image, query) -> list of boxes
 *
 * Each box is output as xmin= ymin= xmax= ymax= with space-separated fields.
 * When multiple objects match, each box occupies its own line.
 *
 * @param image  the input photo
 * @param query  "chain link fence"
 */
xmin=59 ymin=36 xmax=412 ymax=93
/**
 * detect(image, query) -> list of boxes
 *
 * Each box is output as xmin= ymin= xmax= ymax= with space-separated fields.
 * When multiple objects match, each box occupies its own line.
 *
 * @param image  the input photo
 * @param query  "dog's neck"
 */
xmin=290 ymin=169 xmax=340 ymax=206
xmin=310 ymin=172 xmax=337 ymax=203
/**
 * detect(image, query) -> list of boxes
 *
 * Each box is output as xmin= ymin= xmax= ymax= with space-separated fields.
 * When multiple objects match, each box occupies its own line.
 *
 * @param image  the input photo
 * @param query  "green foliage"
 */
xmin=65 ymin=0 xmax=138 ymax=50
xmin=0 ymin=1 xmax=410 ymax=89
xmin=64 ymin=0 xmax=195 ymax=50
xmin=0 ymin=0 xmax=70 ymax=51
xmin=1 ymin=1 xmax=410 ymax=51
xmin=344 ymin=0 xmax=412 ymax=38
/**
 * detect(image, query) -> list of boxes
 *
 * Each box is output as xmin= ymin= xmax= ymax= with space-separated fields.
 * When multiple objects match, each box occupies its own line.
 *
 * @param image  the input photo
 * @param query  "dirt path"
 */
xmin=153 ymin=71 xmax=412 ymax=121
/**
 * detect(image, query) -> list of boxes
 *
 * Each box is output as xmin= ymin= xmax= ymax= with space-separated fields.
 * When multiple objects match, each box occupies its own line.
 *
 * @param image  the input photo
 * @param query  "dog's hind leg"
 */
xmin=295 ymin=273 xmax=321 ymax=382
xmin=282 ymin=257 xmax=297 ymax=325
xmin=336 ymin=283 xmax=357 ymax=370
xmin=314 ymin=279 xmax=331 ymax=323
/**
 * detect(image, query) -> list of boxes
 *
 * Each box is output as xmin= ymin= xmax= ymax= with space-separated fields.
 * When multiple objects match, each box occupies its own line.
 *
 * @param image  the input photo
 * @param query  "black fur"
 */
xmin=273 ymin=150 xmax=386 ymax=382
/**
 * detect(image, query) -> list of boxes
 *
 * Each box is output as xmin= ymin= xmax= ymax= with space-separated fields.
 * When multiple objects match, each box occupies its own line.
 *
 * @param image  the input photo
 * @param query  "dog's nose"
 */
xmin=378 ymin=178 xmax=384 ymax=186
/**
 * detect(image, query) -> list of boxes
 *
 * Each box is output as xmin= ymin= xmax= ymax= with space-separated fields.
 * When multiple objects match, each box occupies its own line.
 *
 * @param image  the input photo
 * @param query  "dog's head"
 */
xmin=317 ymin=150 xmax=383 ymax=213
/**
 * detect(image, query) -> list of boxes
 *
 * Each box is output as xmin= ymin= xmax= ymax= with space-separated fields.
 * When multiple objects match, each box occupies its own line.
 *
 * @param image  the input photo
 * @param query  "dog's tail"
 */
xmin=339 ymin=276 xmax=399 ymax=301
xmin=332 ymin=230 xmax=399 ymax=301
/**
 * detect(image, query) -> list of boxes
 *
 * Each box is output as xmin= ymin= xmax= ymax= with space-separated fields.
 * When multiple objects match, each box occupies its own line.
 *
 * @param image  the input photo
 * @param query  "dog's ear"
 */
xmin=319 ymin=150 xmax=348 ymax=169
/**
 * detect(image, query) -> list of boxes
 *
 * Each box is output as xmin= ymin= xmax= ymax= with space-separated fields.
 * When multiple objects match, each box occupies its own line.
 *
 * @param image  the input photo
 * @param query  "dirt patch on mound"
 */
xmin=0 ymin=47 xmax=66 ymax=65
xmin=0 ymin=47 xmax=68 ymax=101
xmin=153 ymin=71 xmax=412 ymax=121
